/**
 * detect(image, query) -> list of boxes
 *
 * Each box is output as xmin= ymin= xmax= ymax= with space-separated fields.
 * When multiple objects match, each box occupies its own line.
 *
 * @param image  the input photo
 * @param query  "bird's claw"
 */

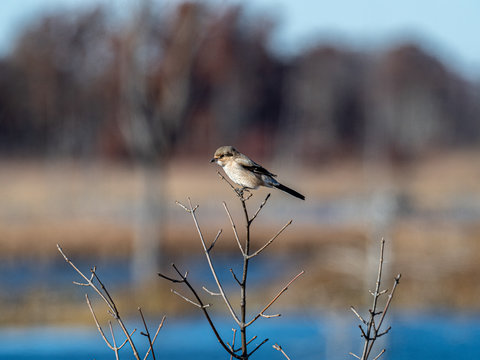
xmin=235 ymin=187 xmax=252 ymax=200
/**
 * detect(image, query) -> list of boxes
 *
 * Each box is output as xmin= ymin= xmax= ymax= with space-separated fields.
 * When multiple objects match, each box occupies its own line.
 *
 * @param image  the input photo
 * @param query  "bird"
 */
xmin=210 ymin=145 xmax=305 ymax=200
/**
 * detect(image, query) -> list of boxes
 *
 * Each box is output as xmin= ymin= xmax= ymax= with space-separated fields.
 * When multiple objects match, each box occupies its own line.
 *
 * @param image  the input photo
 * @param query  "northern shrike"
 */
xmin=210 ymin=145 xmax=305 ymax=200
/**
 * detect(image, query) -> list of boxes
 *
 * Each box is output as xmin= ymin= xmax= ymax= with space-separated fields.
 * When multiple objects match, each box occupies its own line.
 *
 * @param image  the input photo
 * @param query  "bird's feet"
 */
xmin=235 ymin=187 xmax=252 ymax=200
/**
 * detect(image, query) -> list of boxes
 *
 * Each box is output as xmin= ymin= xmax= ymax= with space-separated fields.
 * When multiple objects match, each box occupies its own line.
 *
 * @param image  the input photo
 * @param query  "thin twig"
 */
xmin=109 ymin=322 xmax=120 ymax=360
xmin=208 ymin=229 xmax=223 ymax=253
xmin=273 ymin=343 xmax=292 ymax=360
xmin=373 ymin=349 xmax=386 ymax=360
xmin=230 ymin=268 xmax=242 ymax=286
xmin=374 ymin=274 xmax=401 ymax=334
xmin=229 ymin=329 xmax=237 ymax=360
xmin=159 ymin=264 xmax=243 ymax=360
xmin=180 ymin=198 xmax=241 ymax=325
xmin=351 ymin=306 xmax=368 ymax=325
xmin=85 ymin=294 xmax=113 ymax=350
xmin=247 ymin=220 xmax=292 ymax=259
xmin=248 ymin=338 xmax=269 ymax=357
xmin=138 ymin=307 xmax=156 ymax=360
xmin=172 ymin=289 xmax=210 ymax=308
xmin=361 ymin=239 xmax=386 ymax=359
xmin=217 ymin=171 xmax=237 ymax=192
xmin=57 ymin=245 xmax=140 ymax=360
xmin=223 ymin=202 xmax=245 ymax=256
xmin=203 ymin=286 xmax=221 ymax=296
xmin=249 ymin=193 xmax=271 ymax=223
xmin=246 ymin=270 xmax=304 ymax=327
xmin=58 ymin=245 xmax=114 ymax=314
xmin=351 ymin=238 xmax=401 ymax=360
xmin=143 ymin=316 xmax=166 ymax=360
xmin=246 ymin=335 xmax=258 ymax=345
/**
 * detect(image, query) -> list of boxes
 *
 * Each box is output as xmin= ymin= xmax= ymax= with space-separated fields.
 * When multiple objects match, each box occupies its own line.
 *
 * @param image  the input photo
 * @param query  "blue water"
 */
xmin=1 ymin=311 xmax=480 ymax=359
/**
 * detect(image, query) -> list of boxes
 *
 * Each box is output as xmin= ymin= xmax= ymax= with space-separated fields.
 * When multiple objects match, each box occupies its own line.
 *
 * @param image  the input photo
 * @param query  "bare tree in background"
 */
xmin=114 ymin=2 xmax=203 ymax=285
xmin=159 ymin=175 xmax=304 ymax=359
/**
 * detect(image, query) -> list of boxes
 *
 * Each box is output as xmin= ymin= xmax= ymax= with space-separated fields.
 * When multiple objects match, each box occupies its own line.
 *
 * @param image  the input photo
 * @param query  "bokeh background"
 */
xmin=1 ymin=1 xmax=480 ymax=359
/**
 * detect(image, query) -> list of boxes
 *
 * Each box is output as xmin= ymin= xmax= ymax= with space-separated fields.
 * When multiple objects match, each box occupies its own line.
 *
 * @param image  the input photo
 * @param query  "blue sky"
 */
xmin=1 ymin=0 xmax=479 ymax=79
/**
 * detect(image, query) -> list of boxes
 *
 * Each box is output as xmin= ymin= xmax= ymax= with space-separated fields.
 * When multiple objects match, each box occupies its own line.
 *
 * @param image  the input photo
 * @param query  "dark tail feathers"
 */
xmin=274 ymin=183 xmax=305 ymax=200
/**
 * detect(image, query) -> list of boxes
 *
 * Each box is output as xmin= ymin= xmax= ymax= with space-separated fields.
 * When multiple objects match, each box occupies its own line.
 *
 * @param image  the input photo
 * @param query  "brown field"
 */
xmin=1 ymin=148 xmax=480 ymax=323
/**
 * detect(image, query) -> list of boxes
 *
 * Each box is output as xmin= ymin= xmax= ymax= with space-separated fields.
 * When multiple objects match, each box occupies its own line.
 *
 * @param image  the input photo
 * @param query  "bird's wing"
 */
xmin=235 ymin=155 xmax=277 ymax=177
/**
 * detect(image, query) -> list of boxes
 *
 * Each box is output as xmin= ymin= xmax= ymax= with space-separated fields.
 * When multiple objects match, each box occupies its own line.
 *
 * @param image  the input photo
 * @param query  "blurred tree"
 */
xmin=113 ymin=1 xmax=203 ymax=285
xmin=278 ymin=46 xmax=367 ymax=162
xmin=0 ymin=2 xmax=479 ymax=288
xmin=367 ymin=44 xmax=477 ymax=160
xmin=2 ymin=3 xmax=478 ymax=163
xmin=7 ymin=8 xmax=111 ymax=156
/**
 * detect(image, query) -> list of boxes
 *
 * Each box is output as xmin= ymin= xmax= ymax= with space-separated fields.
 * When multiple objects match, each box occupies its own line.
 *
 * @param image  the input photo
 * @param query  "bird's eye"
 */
xmin=219 ymin=154 xmax=224 ymax=158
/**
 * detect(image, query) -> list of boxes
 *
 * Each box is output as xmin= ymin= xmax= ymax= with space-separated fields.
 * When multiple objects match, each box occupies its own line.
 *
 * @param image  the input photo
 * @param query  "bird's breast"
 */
xmin=223 ymin=162 xmax=263 ymax=189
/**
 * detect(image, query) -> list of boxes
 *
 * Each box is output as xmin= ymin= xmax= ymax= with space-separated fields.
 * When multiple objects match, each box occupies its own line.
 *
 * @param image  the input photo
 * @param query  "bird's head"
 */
xmin=210 ymin=145 xmax=238 ymax=166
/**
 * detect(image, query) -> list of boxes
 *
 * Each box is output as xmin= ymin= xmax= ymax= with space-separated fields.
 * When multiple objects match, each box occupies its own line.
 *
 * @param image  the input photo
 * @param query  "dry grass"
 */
xmin=1 ymin=147 xmax=480 ymax=317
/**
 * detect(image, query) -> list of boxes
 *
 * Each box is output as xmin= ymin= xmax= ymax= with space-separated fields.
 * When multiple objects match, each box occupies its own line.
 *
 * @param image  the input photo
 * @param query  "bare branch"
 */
xmin=350 ymin=306 xmax=368 ymax=325
xmin=185 ymin=198 xmax=241 ymax=325
xmin=171 ymin=289 xmax=209 ymax=308
xmin=90 ymin=269 xmax=119 ymax=316
xmin=108 ymin=321 xmax=134 ymax=351
xmin=349 ymin=352 xmax=361 ymax=359
xmin=144 ymin=316 xmax=166 ymax=360
xmin=373 ymin=349 xmax=386 ymax=360
xmin=108 ymin=322 xmax=120 ymax=360
xmin=377 ymin=326 xmax=392 ymax=337
xmin=358 ymin=324 xmax=368 ymax=339
xmin=208 ymin=229 xmax=223 ymax=253
xmin=274 ymin=343 xmax=292 ymax=360
xmin=168 ymin=183 xmax=302 ymax=359
xmin=158 ymin=271 xmax=184 ymax=283
xmin=223 ymin=202 xmax=245 ymax=256
xmin=246 ymin=335 xmax=257 ymax=345
xmin=57 ymin=245 xmax=112 ymax=311
xmin=249 ymin=193 xmax=271 ymax=223
xmin=138 ymin=307 xmax=156 ymax=360
xmin=158 ymin=264 xmax=242 ymax=359
xmin=351 ymin=239 xmax=401 ymax=360
xmin=248 ymin=338 xmax=269 ymax=357
xmin=175 ymin=200 xmax=198 ymax=213
xmin=374 ymin=274 xmax=401 ymax=334
xmin=246 ymin=270 xmax=304 ymax=327
xmin=58 ymin=245 xmax=140 ymax=360
xmin=230 ymin=268 xmax=242 ymax=286
xmin=203 ymin=286 xmax=221 ymax=296
xmin=229 ymin=329 xmax=238 ymax=360
xmin=85 ymin=294 xmax=114 ymax=350
xmin=260 ymin=313 xmax=281 ymax=319
xmin=217 ymin=171 xmax=237 ymax=192
xmin=247 ymin=220 xmax=292 ymax=259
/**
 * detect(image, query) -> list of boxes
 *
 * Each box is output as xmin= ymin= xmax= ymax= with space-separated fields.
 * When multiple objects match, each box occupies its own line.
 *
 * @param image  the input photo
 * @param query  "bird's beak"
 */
xmin=210 ymin=158 xmax=216 ymax=163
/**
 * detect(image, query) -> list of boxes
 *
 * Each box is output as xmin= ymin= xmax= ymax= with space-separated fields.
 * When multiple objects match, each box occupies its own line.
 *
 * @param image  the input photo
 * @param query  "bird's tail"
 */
xmin=274 ymin=183 xmax=305 ymax=200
